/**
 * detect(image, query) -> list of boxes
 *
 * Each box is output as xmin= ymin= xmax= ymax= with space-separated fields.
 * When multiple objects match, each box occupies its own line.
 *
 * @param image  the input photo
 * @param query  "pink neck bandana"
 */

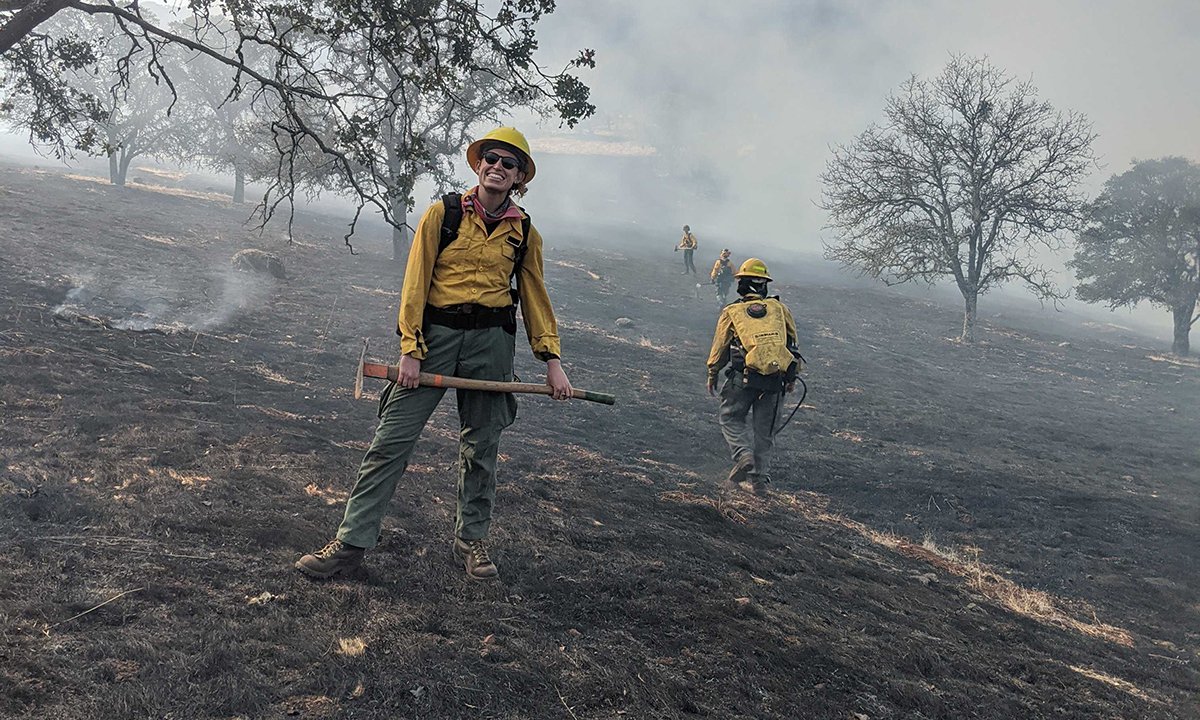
xmin=463 ymin=187 xmax=524 ymax=223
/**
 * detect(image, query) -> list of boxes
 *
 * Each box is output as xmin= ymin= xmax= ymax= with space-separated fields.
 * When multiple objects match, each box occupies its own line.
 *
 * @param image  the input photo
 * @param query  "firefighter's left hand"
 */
xmin=546 ymin=359 xmax=572 ymax=401
xmin=707 ymin=378 xmax=717 ymax=396
xmin=785 ymin=382 xmax=796 ymax=394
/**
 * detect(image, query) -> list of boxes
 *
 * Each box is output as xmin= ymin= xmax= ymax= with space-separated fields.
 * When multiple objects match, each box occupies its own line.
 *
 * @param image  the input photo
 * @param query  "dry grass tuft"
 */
xmin=549 ymin=259 xmax=602 ymax=280
xmin=238 ymin=404 xmax=320 ymax=423
xmin=332 ymin=439 xmax=371 ymax=452
xmin=336 ymin=637 xmax=367 ymax=657
xmin=1147 ymin=353 xmax=1200 ymax=368
xmin=350 ymin=284 xmax=400 ymax=298
xmin=637 ymin=336 xmax=672 ymax=352
xmin=165 ymin=469 xmax=211 ymax=487
xmin=657 ymin=489 xmax=771 ymax=524
xmin=774 ymin=492 xmax=1134 ymax=647
xmin=304 ymin=482 xmax=348 ymax=505
xmin=250 ymin=362 xmax=305 ymax=386
xmin=1069 ymin=665 xmax=1158 ymax=703
xmin=132 ymin=166 xmax=187 ymax=181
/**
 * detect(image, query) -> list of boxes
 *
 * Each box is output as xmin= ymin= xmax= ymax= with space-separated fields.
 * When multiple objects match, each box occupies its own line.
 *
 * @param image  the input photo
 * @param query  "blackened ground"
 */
xmin=0 ymin=164 xmax=1197 ymax=719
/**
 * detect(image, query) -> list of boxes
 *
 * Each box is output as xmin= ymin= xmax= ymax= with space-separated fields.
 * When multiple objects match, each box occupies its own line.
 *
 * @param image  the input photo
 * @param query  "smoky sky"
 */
xmin=500 ymin=0 xmax=1200 ymax=257
xmin=3 ymin=0 xmax=1197 ymax=320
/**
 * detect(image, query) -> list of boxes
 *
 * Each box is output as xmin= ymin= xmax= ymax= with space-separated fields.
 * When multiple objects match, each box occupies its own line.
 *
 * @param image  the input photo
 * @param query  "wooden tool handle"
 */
xmin=358 ymin=362 xmax=616 ymax=405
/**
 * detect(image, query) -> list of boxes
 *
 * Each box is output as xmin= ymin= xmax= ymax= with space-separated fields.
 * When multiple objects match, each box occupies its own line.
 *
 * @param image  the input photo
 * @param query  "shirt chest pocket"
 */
xmin=499 ymin=238 xmax=525 ymax=273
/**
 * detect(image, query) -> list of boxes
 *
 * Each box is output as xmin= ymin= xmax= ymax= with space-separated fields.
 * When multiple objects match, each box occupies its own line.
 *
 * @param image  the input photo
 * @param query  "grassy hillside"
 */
xmin=1 ymin=164 xmax=1197 ymax=719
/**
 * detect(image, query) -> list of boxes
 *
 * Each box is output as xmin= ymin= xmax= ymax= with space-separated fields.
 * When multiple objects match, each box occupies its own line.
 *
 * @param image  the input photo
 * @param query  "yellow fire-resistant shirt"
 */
xmin=706 ymin=294 xmax=798 ymax=379
xmin=397 ymin=194 xmax=561 ymax=361
xmin=711 ymin=258 xmax=733 ymax=283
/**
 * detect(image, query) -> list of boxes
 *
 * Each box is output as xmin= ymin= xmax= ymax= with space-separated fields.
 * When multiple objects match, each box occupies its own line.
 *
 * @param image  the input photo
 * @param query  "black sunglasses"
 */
xmin=481 ymin=151 xmax=523 ymax=171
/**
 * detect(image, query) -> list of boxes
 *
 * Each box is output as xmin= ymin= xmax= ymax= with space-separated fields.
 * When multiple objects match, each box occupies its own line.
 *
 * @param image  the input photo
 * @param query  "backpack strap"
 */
xmin=509 ymin=212 xmax=531 ymax=305
xmin=438 ymin=193 xmax=464 ymax=254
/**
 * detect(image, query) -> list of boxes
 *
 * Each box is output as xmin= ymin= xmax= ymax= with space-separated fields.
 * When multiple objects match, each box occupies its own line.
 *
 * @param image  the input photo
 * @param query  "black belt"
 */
xmin=425 ymin=303 xmax=515 ymax=331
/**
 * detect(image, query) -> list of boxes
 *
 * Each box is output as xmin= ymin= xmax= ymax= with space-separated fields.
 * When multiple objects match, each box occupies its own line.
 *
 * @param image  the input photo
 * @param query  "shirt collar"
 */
xmin=463 ymin=186 xmax=525 ymax=222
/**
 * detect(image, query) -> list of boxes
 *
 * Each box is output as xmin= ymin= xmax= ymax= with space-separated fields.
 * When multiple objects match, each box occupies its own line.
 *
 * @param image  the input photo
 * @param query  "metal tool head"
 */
xmin=354 ymin=338 xmax=368 ymax=400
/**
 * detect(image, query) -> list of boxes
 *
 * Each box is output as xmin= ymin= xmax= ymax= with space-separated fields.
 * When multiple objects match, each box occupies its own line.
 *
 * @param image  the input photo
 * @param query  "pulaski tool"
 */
xmin=354 ymin=340 xmax=616 ymax=405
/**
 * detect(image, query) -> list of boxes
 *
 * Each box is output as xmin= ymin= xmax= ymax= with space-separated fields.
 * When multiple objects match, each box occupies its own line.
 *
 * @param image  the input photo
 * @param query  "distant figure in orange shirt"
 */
xmin=298 ymin=127 xmax=571 ymax=582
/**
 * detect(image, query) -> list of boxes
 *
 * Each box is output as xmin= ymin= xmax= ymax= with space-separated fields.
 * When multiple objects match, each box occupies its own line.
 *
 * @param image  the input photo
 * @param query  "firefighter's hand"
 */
xmin=398 ymin=354 xmax=421 ymax=389
xmin=785 ymin=381 xmax=796 ymax=394
xmin=546 ymin=359 xmax=572 ymax=401
xmin=707 ymin=378 xmax=717 ymax=396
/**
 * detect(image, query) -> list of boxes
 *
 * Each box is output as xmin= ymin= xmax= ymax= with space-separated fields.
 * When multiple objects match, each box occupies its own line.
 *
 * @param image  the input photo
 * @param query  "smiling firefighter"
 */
xmin=297 ymin=126 xmax=571 ymax=582
xmin=706 ymin=258 xmax=803 ymax=494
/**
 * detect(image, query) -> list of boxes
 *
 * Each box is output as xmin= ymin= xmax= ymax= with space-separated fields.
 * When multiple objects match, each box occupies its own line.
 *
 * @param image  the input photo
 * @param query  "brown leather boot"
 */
xmin=724 ymin=455 xmax=754 ymax=490
xmin=748 ymin=475 xmax=771 ymax=496
xmin=453 ymin=537 xmax=499 ymax=580
xmin=295 ymin=539 xmax=364 ymax=579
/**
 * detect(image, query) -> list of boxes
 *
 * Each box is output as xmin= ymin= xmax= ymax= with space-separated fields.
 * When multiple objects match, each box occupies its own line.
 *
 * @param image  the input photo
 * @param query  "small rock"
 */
xmin=231 ymin=248 xmax=287 ymax=280
xmin=614 ymin=317 xmax=635 ymax=327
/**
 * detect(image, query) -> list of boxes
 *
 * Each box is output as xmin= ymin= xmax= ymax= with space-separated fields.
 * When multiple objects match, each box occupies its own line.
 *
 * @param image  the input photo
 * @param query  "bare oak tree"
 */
xmin=1 ymin=11 xmax=179 ymax=185
xmin=1072 ymin=157 xmax=1200 ymax=355
xmin=0 ymin=0 xmax=595 ymax=249
xmin=821 ymin=55 xmax=1095 ymax=341
xmin=294 ymin=27 xmax=529 ymax=260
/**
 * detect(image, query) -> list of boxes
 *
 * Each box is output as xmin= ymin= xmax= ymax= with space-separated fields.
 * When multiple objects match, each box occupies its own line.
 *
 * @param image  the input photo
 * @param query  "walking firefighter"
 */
xmin=675 ymin=225 xmax=699 ymax=275
xmin=297 ymin=126 xmax=573 ymax=582
xmin=710 ymin=248 xmax=735 ymax=306
xmin=706 ymin=258 xmax=803 ymax=495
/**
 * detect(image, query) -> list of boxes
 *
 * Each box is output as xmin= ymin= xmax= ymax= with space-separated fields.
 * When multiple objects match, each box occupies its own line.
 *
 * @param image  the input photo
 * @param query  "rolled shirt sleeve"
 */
xmin=706 ymin=309 xmax=734 ymax=380
xmin=516 ymin=225 xmax=562 ymax=361
xmin=396 ymin=202 xmax=444 ymax=359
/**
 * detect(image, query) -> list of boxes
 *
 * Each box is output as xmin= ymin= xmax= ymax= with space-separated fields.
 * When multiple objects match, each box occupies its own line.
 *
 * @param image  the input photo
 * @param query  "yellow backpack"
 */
xmin=727 ymin=297 xmax=795 ymax=377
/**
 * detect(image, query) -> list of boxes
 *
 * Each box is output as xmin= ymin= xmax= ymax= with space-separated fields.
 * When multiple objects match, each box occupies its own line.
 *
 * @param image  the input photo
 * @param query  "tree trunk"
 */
xmin=108 ymin=151 xmax=121 ymax=185
xmin=390 ymin=196 xmax=411 ymax=262
xmin=116 ymin=147 xmax=134 ymax=186
xmin=233 ymin=166 xmax=245 ymax=204
xmin=961 ymin=291 xmax=978 ymax=342
xmin=1172 ymin=303 xmax=1194 ymax=356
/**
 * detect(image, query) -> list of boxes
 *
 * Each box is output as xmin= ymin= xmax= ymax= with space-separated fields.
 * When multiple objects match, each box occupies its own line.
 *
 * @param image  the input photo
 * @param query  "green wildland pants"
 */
xmin=336 ymin=323 xmax=517 ymax=548
xmin=718 ymin=375 xmax=782 ymax=482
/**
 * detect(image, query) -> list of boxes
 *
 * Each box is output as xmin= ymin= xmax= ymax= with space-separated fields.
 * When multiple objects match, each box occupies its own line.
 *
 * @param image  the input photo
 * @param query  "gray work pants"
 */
xmin=336 ymin=323 xmax=517 ymax=548
xmin=718 ymin=375 xmax=782 ymax=482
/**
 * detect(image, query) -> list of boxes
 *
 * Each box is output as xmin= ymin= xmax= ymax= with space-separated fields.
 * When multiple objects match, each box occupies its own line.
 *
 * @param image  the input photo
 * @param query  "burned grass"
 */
xmin=0 ymin=163 xmax=1197 ymax=718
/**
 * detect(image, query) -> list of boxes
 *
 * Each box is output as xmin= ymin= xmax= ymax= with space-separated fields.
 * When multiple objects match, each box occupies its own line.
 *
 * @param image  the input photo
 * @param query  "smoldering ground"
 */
xmin=0 ymin=162 xmax=1197 ymax=719
xmin=51 ymin=263 xmax=276 ymax=334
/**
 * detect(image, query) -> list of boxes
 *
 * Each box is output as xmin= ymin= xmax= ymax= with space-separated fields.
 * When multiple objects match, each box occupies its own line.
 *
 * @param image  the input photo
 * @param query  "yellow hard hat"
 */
xmin=466 ymin=126 xmax=536 ymax=183
xmin=735 ymin=257 xmax=772 ymax=280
